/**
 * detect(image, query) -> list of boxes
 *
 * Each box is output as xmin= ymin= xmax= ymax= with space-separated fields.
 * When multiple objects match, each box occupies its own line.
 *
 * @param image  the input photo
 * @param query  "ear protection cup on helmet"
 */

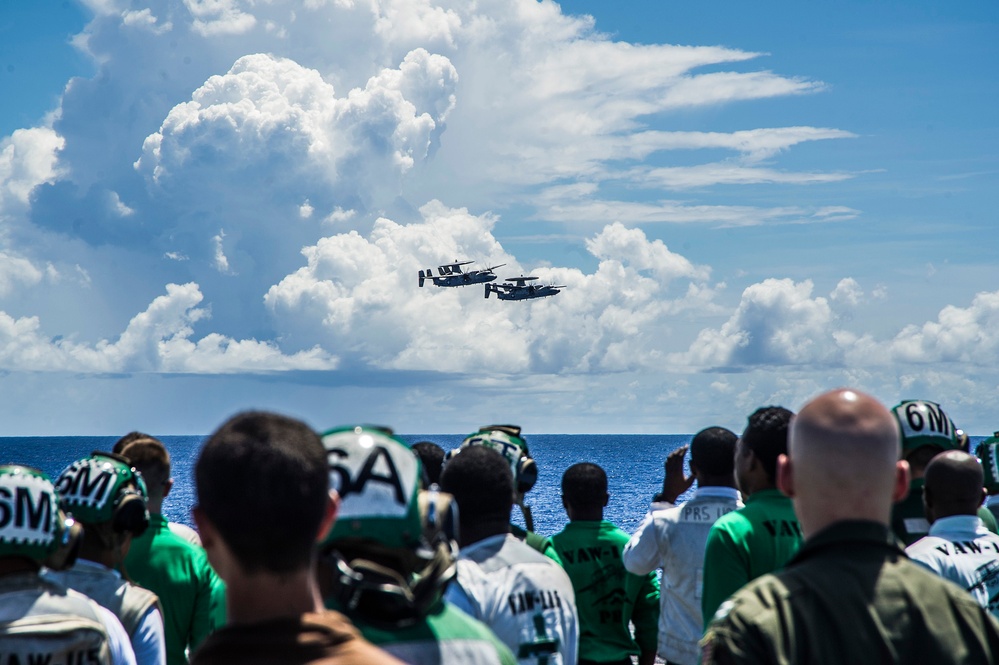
xmin=42 ymin=511 xmax=83 ymax=571
xmin=516 ymin=456 xmax=537 ymax=494
xmin=112 ymin=486 xmax=149 ymax=537
xmin=417 ymin=488 xmax=459 ymax=548
xmin=326 ymin=538 xmax=457 ymax=628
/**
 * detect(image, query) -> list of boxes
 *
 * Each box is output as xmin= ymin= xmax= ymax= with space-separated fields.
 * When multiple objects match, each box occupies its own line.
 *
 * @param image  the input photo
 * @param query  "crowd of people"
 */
xmin=3 ymin=392 xmax=999 ymax=664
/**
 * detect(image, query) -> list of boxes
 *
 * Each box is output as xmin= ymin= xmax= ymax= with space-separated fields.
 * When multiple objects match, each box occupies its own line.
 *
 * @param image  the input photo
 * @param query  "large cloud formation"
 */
xmin=0 ymin=0 xmax=991 ymax=431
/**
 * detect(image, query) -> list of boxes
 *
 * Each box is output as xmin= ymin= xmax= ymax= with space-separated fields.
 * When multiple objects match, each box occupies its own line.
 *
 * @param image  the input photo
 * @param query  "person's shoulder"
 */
xmin=701 ymin=572 xmax=788 ymax=641
xmin=709 ymin=505 xmax=751 ymax=532
xmin=905 ymin=535 xmax=949 ymax=558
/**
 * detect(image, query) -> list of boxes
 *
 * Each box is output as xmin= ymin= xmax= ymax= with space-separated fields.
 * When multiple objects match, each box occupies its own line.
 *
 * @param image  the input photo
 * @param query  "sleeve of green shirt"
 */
xmin=630 ymin=571 xmax=660 ymax=654
xmin=979 ymin=506 xmax=998 ymax=534
xmin=701 ymin=521 xmax=749 ymax=628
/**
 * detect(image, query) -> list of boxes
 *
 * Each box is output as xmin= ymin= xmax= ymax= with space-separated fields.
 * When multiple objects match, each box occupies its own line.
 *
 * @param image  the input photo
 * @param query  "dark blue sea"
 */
xmin=1 ymin=434 xmax=694 ymax=537
xmin=3 ymin=434 xmax=989 ymax=537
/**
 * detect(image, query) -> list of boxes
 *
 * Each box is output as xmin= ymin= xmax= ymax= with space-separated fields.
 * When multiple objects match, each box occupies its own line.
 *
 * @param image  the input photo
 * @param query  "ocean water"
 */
xmin=0 ymin=434 xmax=694 ymax=537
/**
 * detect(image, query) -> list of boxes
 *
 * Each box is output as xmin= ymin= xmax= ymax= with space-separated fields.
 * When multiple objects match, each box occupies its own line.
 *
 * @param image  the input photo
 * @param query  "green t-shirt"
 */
xmin=335 ymin=598 xmax=516 ymax=664
xmin=124 ymin=514 xmax=225 ymax=665
xmin=701 ymin=489 xmax=802 ymax=627
xmin=550 ymin=520 xmax=659 ymax=662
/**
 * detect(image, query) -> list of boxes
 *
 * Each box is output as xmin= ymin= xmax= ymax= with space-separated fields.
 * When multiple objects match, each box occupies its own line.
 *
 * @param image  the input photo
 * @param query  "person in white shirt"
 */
xmin=46 ymin=452 xmax=166 ymax=665
xmin=622 ymin=427 xmax=742 ymax=665
xmin=441 ymin=445 xmax=579 ymax=665
xmin=906 ymin=450 xmax=999 ymax=618
xmin=0 ymin=464 xmax=138 ymax=665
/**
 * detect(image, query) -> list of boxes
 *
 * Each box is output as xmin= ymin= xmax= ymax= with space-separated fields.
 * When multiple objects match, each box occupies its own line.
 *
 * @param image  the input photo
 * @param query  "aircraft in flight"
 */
xmin=419 ymin=260 xmax=506 ymax=288
xmin=485 ymin=276 xmax=564 ymax=301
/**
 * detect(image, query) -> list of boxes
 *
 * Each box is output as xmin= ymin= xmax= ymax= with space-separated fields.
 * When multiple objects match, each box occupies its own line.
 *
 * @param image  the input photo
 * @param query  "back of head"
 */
xmin=54 ymin=453 xmax=150 ymax=541
xmin=112 ymin=431 xmax=155 ymax=455
xmin=119 ymin=438 xmax=171 ymax=500
xmin=975 ymin=433 xmax=999 ymax=495
xmin=690 ymin=427 xmax=738 ymax=478
xmin=440 ymin=444 xmax=514 ymax=526
xmin=561 ymin=462 xmax=607 ymax=513
xmin=411 ymin=441 xmax=445 ymax=487
xmin=924 ymin=451 xmax=985 ymax=518
xmin=0 ymin=465 xmax=82 ymax=571
xmin=891 ymin=400 xmax=960 ymax=471
xmin=742 ymin=407 xmax=794 ymax=483
xmin=196 ymin=411 xmax=328 ymax=574
xmin=789 ymin=389 xmax=902 ymax=533
xmin=318 ymin=426 xmax=458 ymax=627
xmin=454 ymin=424 xmax=537 ymax=495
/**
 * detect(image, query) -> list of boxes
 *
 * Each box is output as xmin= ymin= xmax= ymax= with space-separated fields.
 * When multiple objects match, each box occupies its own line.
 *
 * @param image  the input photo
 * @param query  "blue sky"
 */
xmin=0 ymin=0 xmax=996 ymax=436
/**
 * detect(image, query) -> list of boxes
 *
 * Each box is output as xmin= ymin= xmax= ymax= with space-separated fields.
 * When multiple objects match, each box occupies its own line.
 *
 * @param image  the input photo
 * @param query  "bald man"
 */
xmin=701 ymin=389 xmax=999 ymax=665
xmin=907 ymin=451 xmax=999 ymax=618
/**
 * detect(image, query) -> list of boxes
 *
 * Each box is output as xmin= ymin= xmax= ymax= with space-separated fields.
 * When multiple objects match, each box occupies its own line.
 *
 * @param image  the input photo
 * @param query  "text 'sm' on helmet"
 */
xmin=54 ymin=452 xmax=148 ymax=528
xmin=0 ymin=465 xmax=72 ymax=563
xmin=891 ymin=400 xmax=960 ymax=455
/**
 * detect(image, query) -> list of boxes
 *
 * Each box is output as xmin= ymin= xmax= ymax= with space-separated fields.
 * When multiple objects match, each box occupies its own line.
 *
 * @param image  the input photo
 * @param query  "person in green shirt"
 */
xmin=551 ymin=463 xmax=658 ymax=665
xmin=121 ymin=438 xmax=225 ymax=665
xmin=975 ymin=432 xmax=999 ymax=524
xmin=701 ymin=406 xmax=802 ymax=627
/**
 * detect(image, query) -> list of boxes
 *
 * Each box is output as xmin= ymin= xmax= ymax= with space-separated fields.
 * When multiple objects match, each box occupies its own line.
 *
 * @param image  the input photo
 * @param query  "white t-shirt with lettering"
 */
xmin=445 ymin=533 xmax=578 ymax=665
xmin=907 ymin=514 xmax=999 ymax=619
xmin=623 ymin=486 xmax=742 ymax=665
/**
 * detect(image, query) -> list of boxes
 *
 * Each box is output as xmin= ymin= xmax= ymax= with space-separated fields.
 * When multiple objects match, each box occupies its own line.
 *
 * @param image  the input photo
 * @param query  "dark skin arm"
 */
xmin=653 ymin=444 xmax=695 ymax=504
xmin=638 ymin=649 xmax=656 ymax=665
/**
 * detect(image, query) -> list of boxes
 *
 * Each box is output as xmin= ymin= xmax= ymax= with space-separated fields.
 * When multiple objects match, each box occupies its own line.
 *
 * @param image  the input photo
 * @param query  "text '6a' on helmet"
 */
xmin=452 ymin=425 xmax=537 ymax=494
xmin=54 ymin=452 xmax=150 ymax=537
xmin=319 ymin=426 xmax=428 ymax=553
xmin=891 ymin=400 xmax=961 ymax=455
xmin=0 ymin=465 xmax=83 ymax=570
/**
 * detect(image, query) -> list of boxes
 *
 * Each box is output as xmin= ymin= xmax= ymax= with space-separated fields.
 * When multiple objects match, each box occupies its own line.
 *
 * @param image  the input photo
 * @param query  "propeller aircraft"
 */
xmin=419 ymin=260 xmax=506 ymax=288
xmin=485 ymin=276 xmax=565 ymax=301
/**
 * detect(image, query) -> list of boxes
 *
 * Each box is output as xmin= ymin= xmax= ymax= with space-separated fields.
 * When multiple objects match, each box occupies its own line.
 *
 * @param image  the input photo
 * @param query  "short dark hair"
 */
xmin=411 ymin=441 xmax=445 ymax=487
xmin=121 ymin=438 xmax=171 ymax=497
xmin=741 ymin=406 xmax=794 ymax=483
xmin=196 ymin=411 xmax=328 ymax=574
xmin=439 ymin=445 xmax=513 ymax=525
xmin=561 ymin=463 xmax=607 ymax=512
xmin=690 ymin=427 xmax=738 ymax=476
xmin=113 ymin=431 xmax=155 ymax=455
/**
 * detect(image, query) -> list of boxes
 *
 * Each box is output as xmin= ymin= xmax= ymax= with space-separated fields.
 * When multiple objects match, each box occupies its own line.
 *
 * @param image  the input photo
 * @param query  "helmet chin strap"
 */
xmin=516 ymin=499 xmax=534 ymax=532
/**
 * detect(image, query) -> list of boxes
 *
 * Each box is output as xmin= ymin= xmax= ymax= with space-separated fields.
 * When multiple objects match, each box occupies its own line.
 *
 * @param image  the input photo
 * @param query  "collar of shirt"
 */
xmin=459 ymin=532 xmax=514 ymax=557
xmin=743 ymin=487 xmax=789 ymax=505
xmin=788 ymin=520 xmax=901 ymax=567
xmin=692 ymin=486 xmax=741 ymax=501
xmin=74 ymin=558 xmax=123 ymax=580
xmin=928 ymin=514 xmax=987 ymax=538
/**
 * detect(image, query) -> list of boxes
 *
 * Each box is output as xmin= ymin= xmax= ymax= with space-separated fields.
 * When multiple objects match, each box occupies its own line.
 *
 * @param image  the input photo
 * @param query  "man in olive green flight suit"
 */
xmin=701 ymin=389 xmax=999 ymax=665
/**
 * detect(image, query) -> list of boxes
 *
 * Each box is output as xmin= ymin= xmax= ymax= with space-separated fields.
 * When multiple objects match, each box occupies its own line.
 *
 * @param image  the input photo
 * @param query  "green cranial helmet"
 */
xmin=320 ymin=426 xmax=425 ymax=553
xmin=455 ymin=425 xmax=537 ymax=494
xmin=54 ymin=452 xmax=149 ymax=535
xmin=891 ymin=400 xmax=960 ymax=455
xmin=0 ymin=465 xmax=74 ymax=563
xmin=976 ymin=432 xmax=999 ymax=494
